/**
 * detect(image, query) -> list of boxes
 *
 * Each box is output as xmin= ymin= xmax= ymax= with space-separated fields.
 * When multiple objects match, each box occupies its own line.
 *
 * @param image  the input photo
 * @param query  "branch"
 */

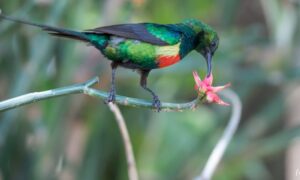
xmin=0 ymin=77 xmax=99 ymax=112
xmin=108 ymin=103 xmax=139 ymax=180
xmin=0 ymin=77 xmax=202 ymax=112
xmin=194 ymin=89 xmax=242 ymax=180
xmin=0 ymin=76 xmax=242 ymax=180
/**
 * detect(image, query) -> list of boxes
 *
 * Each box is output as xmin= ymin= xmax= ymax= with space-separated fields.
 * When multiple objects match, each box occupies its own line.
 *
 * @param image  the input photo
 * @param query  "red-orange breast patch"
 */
xmin=157 ymin=54 xmax=181 ymax=68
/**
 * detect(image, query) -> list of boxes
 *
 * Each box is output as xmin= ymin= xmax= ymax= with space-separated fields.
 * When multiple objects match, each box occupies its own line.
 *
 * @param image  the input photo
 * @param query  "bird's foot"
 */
xmin=105 ymin=90 xmax=116 ymax=104
xmin=152 ymin=95 xmax=161 ymax=112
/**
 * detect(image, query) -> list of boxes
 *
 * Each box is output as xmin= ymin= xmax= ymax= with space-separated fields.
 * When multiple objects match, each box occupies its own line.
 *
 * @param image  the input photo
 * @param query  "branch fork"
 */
xmin=0 ymin=76 xmax=242 ymax=180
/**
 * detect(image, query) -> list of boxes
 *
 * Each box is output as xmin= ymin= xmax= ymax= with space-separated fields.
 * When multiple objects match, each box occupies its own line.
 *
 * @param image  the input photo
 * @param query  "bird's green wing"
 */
xmin=85 ymin=23 xmax=182 ymax=46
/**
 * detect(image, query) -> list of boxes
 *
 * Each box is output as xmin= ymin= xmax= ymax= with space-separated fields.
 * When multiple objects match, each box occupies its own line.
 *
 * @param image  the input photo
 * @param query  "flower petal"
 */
xmin=206 ymin=92 xmax=230 ymax=106
xmin=211 ymin=83 xmax=231 ymax=93
xmin=193 ymin=71 xmax=209 ymax=91
xmin=192 ymin=71 xmax=230 ymax=106
xmin=203 ymin=73 xmax=213 ymax=86
xmin=193 ymin=71 xmax=202 ymax=88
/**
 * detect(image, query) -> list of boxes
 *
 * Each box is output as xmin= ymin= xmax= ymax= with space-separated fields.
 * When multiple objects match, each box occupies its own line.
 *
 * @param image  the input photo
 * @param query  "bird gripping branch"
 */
xmin=0 ymin=12 xmax=219 ymax=111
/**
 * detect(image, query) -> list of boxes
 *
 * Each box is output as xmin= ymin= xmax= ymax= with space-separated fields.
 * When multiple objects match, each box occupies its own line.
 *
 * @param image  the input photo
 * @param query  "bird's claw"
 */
xmin=152 ymin=96 xmax=161 ymax=112
xmin=105 ymin=90 xmax=116 ymax=104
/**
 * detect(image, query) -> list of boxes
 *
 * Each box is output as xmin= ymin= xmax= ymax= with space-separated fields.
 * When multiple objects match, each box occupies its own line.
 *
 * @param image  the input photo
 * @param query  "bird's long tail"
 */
xmin=0 ymin=13 xmax=89 ymax=42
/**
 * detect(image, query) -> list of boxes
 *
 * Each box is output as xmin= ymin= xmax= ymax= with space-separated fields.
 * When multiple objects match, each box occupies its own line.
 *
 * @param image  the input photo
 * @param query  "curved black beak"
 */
xmin=205 ymin=50 xmax=212 ymax=77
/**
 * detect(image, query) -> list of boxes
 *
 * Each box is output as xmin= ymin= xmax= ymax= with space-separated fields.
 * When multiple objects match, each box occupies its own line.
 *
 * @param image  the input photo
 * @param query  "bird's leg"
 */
xmin=139 ymin=70 xmax=161 ymax=112
xmin=106 ymin=62 xmax=118 ymax=104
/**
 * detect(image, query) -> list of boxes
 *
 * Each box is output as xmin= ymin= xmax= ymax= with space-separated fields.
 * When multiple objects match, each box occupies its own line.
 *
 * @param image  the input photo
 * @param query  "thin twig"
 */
xmin=0 ymin=77 xmax=100 ymax=112
xmin=108 ymin=103 xmax=139 ymax=180
xmin=0 ymin=76 xmax=242 ymax=180
xmin=0 ymin=77 xmax=202 ymax=112
xmin=194 ymin=89 xmax=242 ymax=180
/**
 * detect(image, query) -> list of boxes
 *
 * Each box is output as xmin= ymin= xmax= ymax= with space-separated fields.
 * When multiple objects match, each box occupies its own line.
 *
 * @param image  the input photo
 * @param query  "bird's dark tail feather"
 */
xmin=0 ymin=13 xmax=89 ymax=42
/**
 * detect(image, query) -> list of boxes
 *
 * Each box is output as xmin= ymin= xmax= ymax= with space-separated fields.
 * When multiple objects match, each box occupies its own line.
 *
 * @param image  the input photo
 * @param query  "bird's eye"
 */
xmin=211 ymin=41 xmax=217 ymax=49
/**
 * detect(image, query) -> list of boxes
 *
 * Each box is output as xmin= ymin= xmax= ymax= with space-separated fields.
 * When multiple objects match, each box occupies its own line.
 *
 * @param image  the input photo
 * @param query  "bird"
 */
xmin=0 ymin=13 xmax=219 ymax=111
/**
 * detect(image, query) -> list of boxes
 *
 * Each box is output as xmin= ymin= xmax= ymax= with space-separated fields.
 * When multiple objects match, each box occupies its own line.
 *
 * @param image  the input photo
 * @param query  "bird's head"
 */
xmin=183 ymin=19 xmax=219 ymax=76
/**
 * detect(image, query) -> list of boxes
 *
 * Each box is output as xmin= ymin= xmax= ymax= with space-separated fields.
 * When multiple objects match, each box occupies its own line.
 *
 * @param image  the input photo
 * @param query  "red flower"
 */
xmin=193 ymin=71 xmax=231 ymax=106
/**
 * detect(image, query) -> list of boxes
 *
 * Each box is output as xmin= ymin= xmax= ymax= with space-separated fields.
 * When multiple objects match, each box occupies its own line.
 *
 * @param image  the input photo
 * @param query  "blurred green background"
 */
xmin=0 ymin=0 xmax=300 ymax=179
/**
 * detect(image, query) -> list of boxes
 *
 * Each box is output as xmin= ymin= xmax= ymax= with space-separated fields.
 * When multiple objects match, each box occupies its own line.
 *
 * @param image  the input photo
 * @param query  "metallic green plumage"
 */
xmin=145 ymin=24 xmax=180 ymax=45
xmin=103 ymin=38 xmax=158 ymax=69
xmin=83 ymin=19 xmax=219 ymax=70
xmin=0 ymin=14 xmax=220 ymax=111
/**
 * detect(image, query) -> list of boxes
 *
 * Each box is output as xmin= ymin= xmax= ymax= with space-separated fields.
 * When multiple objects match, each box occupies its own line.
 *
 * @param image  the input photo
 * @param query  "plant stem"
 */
xmin=194 ymin=89 xmax=242 ymax=180
xmin=0 ymin=77 xmax=99 ymax=112
xmin=0 ymin=77 xmax=202 ymax=112
xmin=0 ymin=76 xmax=242 ymax=180
xmin=108 ymin=103 xmax=139 ymax=180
